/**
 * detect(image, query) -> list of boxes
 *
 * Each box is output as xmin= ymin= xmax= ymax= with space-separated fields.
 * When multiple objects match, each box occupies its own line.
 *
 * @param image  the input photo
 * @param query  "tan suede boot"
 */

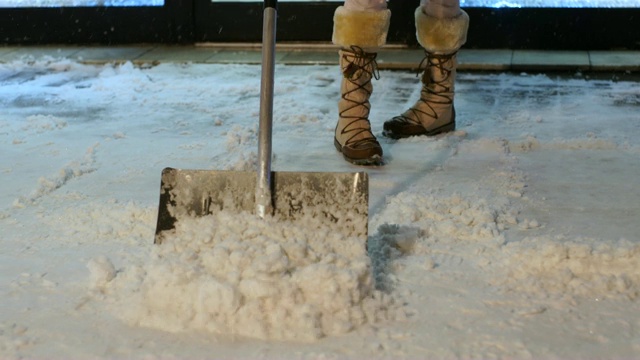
xmin=383 ymin=8 xmax=469 ymax=139
xmin=332 ymin=6 xmax=391 ymax=166
xmin=334 ymin=47 xmax=383 ymax=165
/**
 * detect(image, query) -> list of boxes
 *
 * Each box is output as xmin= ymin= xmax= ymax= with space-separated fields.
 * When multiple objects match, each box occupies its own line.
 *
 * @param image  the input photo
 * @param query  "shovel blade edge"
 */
xmin=154 ymin=168 xmax=369 ymax=244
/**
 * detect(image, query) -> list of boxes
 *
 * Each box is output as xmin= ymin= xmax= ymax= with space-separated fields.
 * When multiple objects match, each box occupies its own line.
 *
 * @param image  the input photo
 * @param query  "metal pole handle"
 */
xmin=255 ymin=0 xmax=277 ymax=218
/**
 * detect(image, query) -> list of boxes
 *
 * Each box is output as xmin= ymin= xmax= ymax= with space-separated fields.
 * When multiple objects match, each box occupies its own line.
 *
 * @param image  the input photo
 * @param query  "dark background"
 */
xmin=1 ymin=1 xmax=639 ymax=49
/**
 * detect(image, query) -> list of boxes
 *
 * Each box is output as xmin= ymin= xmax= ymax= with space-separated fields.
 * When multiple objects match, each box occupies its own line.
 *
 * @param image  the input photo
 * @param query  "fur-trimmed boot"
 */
xmin=383 ymin=8 xmax=469 ymax=139
xmin=332 ymin=6 xmax=391 ymax=166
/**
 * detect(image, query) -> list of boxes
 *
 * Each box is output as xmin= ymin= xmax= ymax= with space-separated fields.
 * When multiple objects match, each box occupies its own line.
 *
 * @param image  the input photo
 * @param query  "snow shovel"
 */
xmin=153 ymin=0 xmax=369 ymax=245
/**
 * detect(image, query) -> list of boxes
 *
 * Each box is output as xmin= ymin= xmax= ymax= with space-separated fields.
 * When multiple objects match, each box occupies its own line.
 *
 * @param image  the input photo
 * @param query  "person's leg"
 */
xmin=383 ymin=0 xmax=469 ymax=139
xmin=343 ymin=0 xmax=386 ymax=11
xmin=422 ymin=0 xmax=461 ymax=19
xmin=332 ymin=0 xmax=390 ymax=166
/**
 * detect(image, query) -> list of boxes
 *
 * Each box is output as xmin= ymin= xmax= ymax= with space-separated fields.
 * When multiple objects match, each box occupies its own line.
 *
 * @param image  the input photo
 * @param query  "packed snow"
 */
xmin=1 ymin=57 xmax=639 ymax=358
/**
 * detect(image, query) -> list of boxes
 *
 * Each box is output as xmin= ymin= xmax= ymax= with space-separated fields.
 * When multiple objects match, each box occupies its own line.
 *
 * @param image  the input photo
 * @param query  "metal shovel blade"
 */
xmin=154 ymin=168 xmax=369 ymax=244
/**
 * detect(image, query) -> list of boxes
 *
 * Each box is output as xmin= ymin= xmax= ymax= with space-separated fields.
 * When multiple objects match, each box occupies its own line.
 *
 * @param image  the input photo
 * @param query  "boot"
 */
xmin=332 ymin=5 xmax=391 ymax=166
xmin=334 ymin=47 xmax=383 ymax=165
xmin=383 ymin=8 xmax=469 ymax=140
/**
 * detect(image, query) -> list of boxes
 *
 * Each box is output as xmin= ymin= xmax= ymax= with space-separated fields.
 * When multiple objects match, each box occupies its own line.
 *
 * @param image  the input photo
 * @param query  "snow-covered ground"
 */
xmin=1 ymin=57 xmax=639 ymax=358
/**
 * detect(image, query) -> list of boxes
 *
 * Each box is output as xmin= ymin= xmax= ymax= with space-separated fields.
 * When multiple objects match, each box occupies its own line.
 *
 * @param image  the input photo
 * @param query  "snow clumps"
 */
xmin=104 ymin=211 xmax=404 ymax=341
xmin=497 ymin=236 xmax=640 ymax=300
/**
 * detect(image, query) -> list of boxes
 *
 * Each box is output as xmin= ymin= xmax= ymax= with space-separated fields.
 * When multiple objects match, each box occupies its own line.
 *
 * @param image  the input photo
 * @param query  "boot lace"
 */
xmin=394 ymin=51 xmax=455 ymax=126
xmin=340 ymin=46 xmax=380 ymax=147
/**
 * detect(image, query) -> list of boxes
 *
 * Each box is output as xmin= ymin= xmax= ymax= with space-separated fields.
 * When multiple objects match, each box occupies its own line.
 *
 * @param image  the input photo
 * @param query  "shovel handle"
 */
xmin=255 ymin=0 xmax=277 ymax=218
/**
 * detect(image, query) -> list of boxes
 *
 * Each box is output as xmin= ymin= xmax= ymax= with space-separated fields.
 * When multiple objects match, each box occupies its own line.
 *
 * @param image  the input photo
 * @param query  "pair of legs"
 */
xmin=332 ymin=0 xmax=469 ymax=165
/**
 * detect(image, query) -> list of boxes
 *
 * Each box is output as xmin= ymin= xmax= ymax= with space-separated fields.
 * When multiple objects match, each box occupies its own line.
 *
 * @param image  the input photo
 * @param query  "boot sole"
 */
xmin=334 ymin=138 xmax=384 ymax=166
xmin=383 ymin=121 xmax=456 ymax=140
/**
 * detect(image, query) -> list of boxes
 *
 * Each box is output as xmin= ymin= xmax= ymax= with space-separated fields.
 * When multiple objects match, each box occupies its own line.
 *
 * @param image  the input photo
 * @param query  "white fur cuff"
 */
xmin=415 ymin=8 xmax=469 ymax=54
xmin=332 ymin=6 xmax=391 ymax=50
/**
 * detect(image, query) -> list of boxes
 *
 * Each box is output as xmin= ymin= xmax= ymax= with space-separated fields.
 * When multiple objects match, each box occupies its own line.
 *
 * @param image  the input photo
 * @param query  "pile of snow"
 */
xmin=14 ymin=143 xmax=98 ymax=207
xmin=96 ymin=212 xmax=404 ymax=341
xmin=497 ymin=236 xmax=640 ymax=299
